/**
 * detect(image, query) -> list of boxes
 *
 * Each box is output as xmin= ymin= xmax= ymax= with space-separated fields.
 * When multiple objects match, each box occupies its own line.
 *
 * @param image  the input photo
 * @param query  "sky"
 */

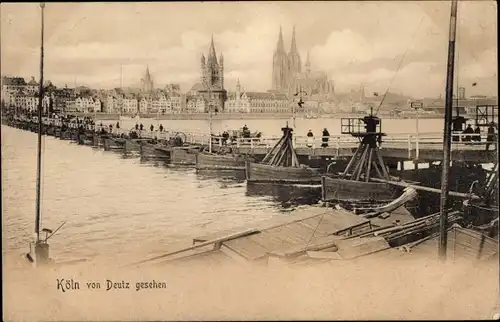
xmin=0 ymin=1 xmax=497 ymax=98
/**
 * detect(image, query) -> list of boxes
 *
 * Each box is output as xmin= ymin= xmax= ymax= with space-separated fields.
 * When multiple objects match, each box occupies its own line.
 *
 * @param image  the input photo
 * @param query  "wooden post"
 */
xmin=439 ymin=0 xmax=458 ymax=261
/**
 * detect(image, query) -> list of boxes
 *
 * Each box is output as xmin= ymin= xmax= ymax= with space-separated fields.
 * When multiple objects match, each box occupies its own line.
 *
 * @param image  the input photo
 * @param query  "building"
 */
xmin=271 ymin=27 xmax=335 ymax=97
xmin=196 ymin=36 xmax=227 ymax=112
xmin=226 ymin=80 xmax=289 ymax=113
xmin=141 ymin=66 xmax=154 ymax=93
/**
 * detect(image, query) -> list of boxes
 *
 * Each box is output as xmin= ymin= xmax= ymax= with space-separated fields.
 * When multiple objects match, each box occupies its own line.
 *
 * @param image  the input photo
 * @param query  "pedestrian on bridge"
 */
xmin=159 ymin=124 xmax=164 ymax=132
xmin=473 ymin=126 xmax=481 ymax=143
xmin=307 ymin=130 xmax=314 ymax=148
xmin=462 ymin=124 xmax=474 ymax=143
xmin=321 ymin=128 xmax=330 ymax=148
xmin=486 ymin=122 xmax=497 ymax=151
xmin=150 ymin=124 xmax=154 ymax=132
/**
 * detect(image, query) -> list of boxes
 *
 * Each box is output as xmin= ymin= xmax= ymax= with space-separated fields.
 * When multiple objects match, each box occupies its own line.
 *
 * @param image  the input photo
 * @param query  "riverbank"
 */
xmin=70 ymin=112 xmax=442 ymax=121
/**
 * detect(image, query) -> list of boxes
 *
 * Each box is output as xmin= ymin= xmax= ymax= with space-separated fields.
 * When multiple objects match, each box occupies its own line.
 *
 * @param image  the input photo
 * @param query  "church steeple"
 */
xmin=272 ymin=26 xmax=289 ymax=91
xmin=277 ymin=26 xmax=285 ymax=53
xmin=290 ymin=26 xmax=298 ymax=53
xmin=207 ymin=34 xmax=219 ymax=68
xmin=287 ymin=26 xmax=301 ymax=93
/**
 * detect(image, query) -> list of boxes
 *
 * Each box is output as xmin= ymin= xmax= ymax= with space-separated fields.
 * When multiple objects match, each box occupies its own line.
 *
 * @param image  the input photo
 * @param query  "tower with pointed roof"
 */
xmin=198 ymin=36 xmax=227 ymax=112
xmin=141 ymin=65 xmax=154 ymax=94
xmin=272 ymin=27 xmax=289 ymax=92
xmin=287 ymin=26 xmax=301 ymax=79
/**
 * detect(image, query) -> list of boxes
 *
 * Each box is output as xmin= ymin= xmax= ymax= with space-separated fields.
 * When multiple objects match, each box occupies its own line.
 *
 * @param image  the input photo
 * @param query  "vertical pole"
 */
xmin=35 ymin=2 xmax=45 ymax=242
xmin=438 ymin=0 xmax=458 ymax=260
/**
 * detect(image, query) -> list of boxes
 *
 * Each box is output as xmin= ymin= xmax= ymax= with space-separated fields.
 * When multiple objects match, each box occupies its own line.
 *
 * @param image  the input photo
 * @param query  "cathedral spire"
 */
xmin=277 ymin=26 xmax=285 ymax=53
xmin=290 ymin=25 xmax=297 ymax=53
xmin=208 ymin=34 xmax=217 ymax=62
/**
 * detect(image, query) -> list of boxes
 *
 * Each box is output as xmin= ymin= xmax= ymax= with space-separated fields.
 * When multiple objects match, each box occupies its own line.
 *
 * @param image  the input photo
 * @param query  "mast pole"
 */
xmin=35 ymin=2 xmax=45 ymax=242
xmin=438 ymin=0 xmax=458 ymax=260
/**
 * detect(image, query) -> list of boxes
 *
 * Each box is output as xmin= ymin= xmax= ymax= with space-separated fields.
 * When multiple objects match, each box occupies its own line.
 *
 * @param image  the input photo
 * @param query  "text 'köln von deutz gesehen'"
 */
xmin=56 ymin=278 xmax=167 ymax=292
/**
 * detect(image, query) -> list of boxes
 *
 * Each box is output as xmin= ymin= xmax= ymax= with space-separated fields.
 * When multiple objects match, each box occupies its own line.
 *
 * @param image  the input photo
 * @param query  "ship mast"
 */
xmin=35 ymin=2 xmax=45 ymax=243
xmin=438 ymin=0 xmax=458 ymax=260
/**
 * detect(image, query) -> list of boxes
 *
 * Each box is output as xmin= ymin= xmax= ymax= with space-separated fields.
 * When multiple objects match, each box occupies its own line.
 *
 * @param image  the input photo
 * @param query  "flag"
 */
xmin=472 ymin=82 xmax=477 ymax=87
xmin=373 ymin=92 xmax=379 ymax=97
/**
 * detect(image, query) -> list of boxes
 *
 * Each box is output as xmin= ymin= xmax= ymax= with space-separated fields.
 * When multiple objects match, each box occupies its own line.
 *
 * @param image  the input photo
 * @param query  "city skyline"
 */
xmin=1 ymin=1 xmax=497 ymax=98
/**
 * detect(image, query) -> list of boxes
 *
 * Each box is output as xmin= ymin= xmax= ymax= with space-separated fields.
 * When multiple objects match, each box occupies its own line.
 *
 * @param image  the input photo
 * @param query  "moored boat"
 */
xmin=246 ymin=161 xmax=321 ymax=184
xmin=195 ymin=151 xmax=248 ymax=171
xmin=139 ymin=141 xmax=171 ymax=160
xmin=245 ymin=123 xmax=321 ymax=185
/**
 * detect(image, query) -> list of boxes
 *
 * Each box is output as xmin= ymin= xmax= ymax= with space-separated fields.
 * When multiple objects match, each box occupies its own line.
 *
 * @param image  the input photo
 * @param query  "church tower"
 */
xmin=199 ymin=36 xmax=227 ymax=112
xmin=287 ymin=26 xmax=301 ymax=80
xmin=272 ymin=27 xmax=289 ymax=92
xmin=141 ymin=65 xmax=154 ymax=93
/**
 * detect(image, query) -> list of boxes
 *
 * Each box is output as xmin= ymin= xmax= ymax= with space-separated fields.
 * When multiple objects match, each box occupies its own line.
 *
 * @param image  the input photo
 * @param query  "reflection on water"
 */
xmin=246 ymin=182 xmax=322 ymax=209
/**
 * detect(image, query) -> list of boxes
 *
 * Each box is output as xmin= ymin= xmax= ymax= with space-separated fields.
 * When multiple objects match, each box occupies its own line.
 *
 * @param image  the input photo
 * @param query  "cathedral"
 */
xmin=271 ymin=27 xmax=335 ymax=98
xmin=198 ymin=36 xmax=227 ymax=112
xmin=141 ymin=66 xmax=154 ymax=93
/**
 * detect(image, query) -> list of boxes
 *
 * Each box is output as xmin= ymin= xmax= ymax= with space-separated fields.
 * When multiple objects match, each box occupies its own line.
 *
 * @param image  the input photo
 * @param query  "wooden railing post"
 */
xmin=415 ymin=135 xmax=420 ymax=160
xmin=407 ymin=134 xmax=412 ymax=159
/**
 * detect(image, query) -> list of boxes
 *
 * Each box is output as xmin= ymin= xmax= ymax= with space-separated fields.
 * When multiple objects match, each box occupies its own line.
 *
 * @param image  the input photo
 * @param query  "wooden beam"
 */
xmin=370 ymin=177 xmax=481 ymax=199
xmin=128 ymin=229 xmax=259 ymax=266
xmin=365 ymin=149 xmax=373 ymax=182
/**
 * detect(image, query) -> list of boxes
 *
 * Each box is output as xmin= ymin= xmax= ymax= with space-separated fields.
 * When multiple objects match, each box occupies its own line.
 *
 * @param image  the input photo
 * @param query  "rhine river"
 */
xmin=0 ymin=117 xmax=458 ymax=265
xmin=2 ymin=118 xmax=499 ymax=321
xmin=0 ymin=117 xmax=450 ymax=265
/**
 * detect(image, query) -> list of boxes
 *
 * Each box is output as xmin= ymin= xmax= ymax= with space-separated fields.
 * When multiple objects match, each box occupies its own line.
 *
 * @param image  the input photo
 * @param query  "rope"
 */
xmin=375 ymin=15 xmax=425 ymax=115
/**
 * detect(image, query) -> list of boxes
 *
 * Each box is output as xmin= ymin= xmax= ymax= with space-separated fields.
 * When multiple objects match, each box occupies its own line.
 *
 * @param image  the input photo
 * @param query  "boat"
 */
xmin=103 ymin=136 xmax=125 ymax=151
xmin=139 ymin=140 xmax=171 ymax=160
xmin=195 ymin=148 xmax=250 ymax=171
xmin=245 ymin=123 xmax=322 ymax=184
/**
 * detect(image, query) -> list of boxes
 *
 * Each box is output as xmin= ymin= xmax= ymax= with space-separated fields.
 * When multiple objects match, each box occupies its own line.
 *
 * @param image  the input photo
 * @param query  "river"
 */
xmin=1 ymin=125 xmax=294 ymax=265
xmin=101 ymin=116 xmax=446 ymax=137
xmin=2 ymin=122 xmax=498 ymax=321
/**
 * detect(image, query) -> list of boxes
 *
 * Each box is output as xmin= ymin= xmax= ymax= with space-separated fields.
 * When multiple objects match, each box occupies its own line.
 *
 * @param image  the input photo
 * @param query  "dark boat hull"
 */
xmin=321 ymin=176 xmax=397 ymax=202
xmin=170 ymin=147 xmax=199 ymax=165
xmin=195 ymin=153 xmax=246 ymax=170
xmin=124 ymin=139 xmax=149 ymax=154
xmin=103 ymin=138 xmax=125 ymax=151
xmin=245 ymin=162 xmax=321 ymax=184
xmin=139 ymin=142 xmax=171 ymax=160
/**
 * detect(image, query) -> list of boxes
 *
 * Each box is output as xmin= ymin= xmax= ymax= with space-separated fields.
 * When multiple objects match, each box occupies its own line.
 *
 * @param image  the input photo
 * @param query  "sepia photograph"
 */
xmin=1 ymin=1 xmax=499 ymax=320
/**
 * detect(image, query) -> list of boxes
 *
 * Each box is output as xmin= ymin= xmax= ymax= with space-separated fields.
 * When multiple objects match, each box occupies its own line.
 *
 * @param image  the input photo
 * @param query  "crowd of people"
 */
xmin=459 ymin=122 xmax=497 ymax=151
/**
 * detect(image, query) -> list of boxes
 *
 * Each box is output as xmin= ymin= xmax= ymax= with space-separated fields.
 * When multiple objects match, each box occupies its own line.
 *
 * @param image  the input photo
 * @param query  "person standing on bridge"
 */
xmin=159 ymin=124 xmax=164 ymax=132
xmin=306 ymin=130 xmax=314 ymax=148
xmin=321 ymin=128 xmax=330 ymax=148
xmin=473 ymin=126 xmax=481 ymax=143
xmin=462 ymin=124 xmax=474 ymax=143
xmin=486 ymin=122 xmax=497 ymax=151
xmin=150 ymin=124 xmax=154 ymax=132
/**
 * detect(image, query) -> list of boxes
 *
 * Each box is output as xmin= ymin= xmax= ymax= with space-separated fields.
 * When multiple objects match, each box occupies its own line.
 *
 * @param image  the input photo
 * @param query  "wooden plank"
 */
xmin=334 ymin=237 xmax=391 ymax=259
xmin=130 ymin=228 xmax=259 ymax=266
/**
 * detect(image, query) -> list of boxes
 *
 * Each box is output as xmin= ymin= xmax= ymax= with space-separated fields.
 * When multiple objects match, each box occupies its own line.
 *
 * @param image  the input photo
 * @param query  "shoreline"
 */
xmin=70 ymin=112 xmax=444 ymax=121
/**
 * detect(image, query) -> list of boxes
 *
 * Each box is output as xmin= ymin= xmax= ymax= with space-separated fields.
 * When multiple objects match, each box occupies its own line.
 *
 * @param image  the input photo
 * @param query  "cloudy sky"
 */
xmin=1 ymin=1 xmax=497 ymax=98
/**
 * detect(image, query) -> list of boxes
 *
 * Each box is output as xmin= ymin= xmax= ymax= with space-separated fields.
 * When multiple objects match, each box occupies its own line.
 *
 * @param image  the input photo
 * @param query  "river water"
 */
xmin=3 ymin=121 xmax=499 ymax=321
xmin=2 ymin=125 xmax=295 ymax=265
xmin=102 ymin=116 xmax=445 ymax=137
xmin=0 ymin=116 xmax=485 ymax=265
